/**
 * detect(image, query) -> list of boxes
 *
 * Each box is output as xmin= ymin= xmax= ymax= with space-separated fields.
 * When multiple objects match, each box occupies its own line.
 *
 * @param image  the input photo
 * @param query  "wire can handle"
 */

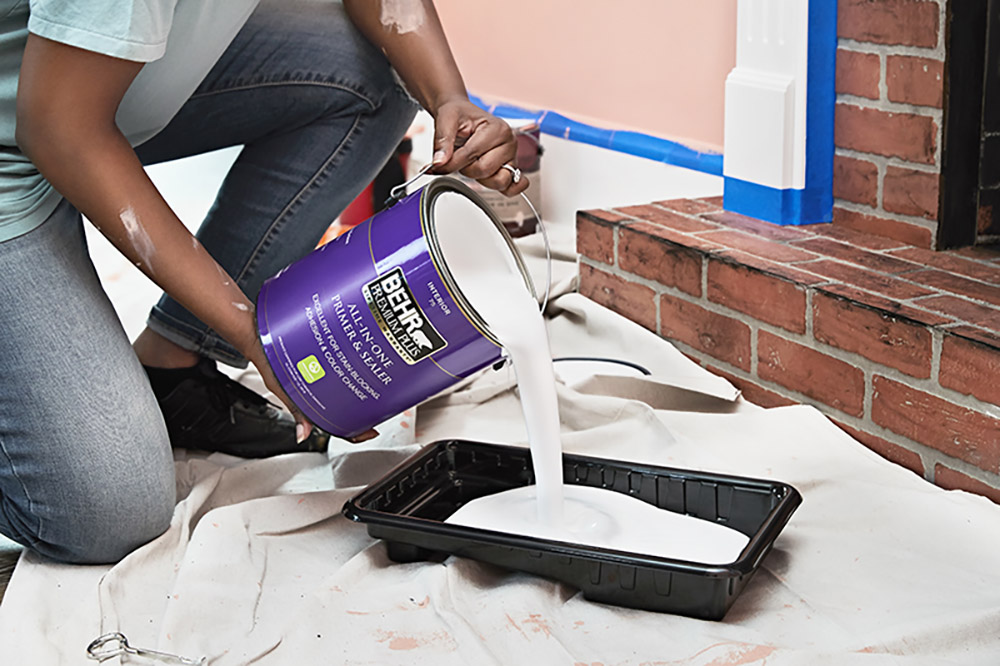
xmin=386 ymin=162 xmax=552 ymax=316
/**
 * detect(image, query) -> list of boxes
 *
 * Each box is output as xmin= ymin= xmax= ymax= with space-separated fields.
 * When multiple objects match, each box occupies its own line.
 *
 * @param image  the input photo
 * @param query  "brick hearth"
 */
xmin=577 ymin=197 xmax=1000 ymax=503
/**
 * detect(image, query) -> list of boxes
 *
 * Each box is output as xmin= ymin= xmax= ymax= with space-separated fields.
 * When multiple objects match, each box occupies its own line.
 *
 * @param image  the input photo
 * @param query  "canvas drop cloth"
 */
xmin=1 ymin=226 xmax=999 ymax=666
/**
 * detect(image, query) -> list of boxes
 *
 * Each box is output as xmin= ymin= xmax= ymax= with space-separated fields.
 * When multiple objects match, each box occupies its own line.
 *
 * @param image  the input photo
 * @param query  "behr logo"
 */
xmin=379 ymin=272 xmax=427 ymax=339
xmin=363 ymin=268 xmax=447 ymax=364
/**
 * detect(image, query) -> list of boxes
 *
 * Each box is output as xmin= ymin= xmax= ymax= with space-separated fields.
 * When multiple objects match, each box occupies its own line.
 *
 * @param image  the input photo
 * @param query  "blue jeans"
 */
xmin=0 ymin=0 xmax=417 ymax=563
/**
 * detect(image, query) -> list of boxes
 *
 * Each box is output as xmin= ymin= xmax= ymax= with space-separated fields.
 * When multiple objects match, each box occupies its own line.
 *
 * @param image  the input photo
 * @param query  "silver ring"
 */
xmin=501 ymin=163 xmax=522 ymax=184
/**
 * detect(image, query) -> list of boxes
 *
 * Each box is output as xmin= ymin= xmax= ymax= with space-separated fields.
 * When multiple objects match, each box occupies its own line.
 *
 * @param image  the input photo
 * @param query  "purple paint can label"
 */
xmin=257 ymin=177 xmax=534 ymax=439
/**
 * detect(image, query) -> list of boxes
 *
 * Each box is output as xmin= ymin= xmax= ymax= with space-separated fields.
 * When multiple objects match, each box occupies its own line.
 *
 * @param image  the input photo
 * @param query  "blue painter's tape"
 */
xmin=803 ymin=0 xmax=836 ymax=224
xmin=469 ymin=94 xmax=724 ymax=177
xmin=724 ymin=0 xmax=836 ymax=226
xmin=724 ymin=178 xmax=832 ymax=226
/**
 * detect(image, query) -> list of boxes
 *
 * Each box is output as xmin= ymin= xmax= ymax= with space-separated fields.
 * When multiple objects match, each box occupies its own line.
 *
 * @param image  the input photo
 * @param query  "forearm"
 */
xmin=342 ymin=0 xmax=466 ymax=113
xmin=21 ymin=126 xmax=259 ymax=357
xmin=16 ymin=36 xmax=256 ymax=358
xmin=341 ymin=0 xmax=524 ymax=192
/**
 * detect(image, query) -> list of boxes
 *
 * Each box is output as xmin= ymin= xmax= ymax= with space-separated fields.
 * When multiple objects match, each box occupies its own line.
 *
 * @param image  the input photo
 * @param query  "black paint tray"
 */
xmin=343 ymin=440 xmax=801 ymax=620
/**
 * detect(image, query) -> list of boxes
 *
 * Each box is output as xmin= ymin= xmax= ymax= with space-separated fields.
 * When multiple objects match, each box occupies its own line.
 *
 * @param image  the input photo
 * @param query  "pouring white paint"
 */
xmin=433 ymin=192 xmax=748 ymax=564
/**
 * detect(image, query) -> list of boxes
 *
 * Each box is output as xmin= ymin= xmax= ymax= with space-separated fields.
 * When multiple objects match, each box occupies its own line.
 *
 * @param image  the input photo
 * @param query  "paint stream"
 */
xmin=435 ymin=192 xmax=750 ymax=564
xmin=434 ymin=192 xmax=562 ymax=523
xmin=379 ymin=0 xmax=426 ymax=34
xmin=120 ymin=206 xmax=156 ymax=274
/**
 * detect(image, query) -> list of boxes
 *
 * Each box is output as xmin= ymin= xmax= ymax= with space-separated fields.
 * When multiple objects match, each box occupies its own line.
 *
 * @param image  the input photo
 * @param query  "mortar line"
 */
xmin=834 ymin=147 xmax=942 ymax=174
xmin=836 ymin=93 xmax=944 ymax=121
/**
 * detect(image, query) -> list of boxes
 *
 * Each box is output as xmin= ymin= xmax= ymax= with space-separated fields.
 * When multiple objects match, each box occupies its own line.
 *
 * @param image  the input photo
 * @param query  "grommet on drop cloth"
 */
xmin=501 ymin=163 xmax=522 ymax=184
xmin=86 ymin=632 xmax=206 ymax=665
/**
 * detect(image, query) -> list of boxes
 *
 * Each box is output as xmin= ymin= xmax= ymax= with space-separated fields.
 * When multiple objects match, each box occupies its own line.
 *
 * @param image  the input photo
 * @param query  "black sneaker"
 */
xmin=144 ymin=358 xmax=329 ymax=458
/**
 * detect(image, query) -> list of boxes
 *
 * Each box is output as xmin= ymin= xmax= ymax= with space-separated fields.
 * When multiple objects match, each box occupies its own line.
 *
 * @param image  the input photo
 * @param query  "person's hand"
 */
xmin=242 ymin=337 xmax=313 ymax=443
xmin=244 ymin=336 xmax=378 ymax=444
xmin=430 ymin=98 xmax=530 ymax=197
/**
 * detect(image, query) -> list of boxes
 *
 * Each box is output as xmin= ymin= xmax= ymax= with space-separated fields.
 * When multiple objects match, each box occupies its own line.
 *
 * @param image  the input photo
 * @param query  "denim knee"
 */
xmin=0 ymin=409 xmax=176 ymax=565
xmin=53 ymin=469 xmax=176 ymax=565
xmin=2 ymin=456 xmax=176 ymax=565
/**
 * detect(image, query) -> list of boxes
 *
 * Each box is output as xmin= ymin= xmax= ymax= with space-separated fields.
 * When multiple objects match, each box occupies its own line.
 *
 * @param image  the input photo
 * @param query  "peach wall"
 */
xmin=434 ymin=0 xmax=737 ymax=153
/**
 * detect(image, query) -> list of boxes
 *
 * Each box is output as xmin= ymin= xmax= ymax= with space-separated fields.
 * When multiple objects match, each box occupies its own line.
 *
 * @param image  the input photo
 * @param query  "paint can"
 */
xmin=257 ymin=177 xmax=536 ymax=439
xmin=457 ymin=119 xmax=542 ymax=237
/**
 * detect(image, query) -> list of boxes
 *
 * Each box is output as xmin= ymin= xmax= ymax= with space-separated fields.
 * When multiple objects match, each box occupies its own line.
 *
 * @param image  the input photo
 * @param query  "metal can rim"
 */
xmin=419 ymin=177 xmax=538 ymax=347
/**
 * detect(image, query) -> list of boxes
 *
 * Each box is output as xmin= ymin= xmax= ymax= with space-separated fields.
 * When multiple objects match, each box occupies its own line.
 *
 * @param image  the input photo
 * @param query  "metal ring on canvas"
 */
xmin=501 ymin=163 xmax=522 ymax=184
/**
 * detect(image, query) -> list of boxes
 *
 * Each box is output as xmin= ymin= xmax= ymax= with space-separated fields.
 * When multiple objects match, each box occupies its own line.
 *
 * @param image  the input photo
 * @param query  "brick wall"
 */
xmin=835 ymin=0 xmax=945 ymax=249
xmin=577 ymin=200 xmax=1000 ymax=504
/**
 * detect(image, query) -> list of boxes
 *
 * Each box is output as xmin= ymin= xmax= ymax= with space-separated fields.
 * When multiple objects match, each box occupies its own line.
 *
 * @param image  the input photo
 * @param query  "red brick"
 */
xmin=705 ymin=365 xmax=798 ymax=409
xmin=883 ymin=166 xmax=940 ymax=220
xmin=912 ymin=295 xmax=1000 ymax=330
xmin=802 ymin=222 xmax=909 ymax=251
xmin=660 ymin=294 xmax=752 ymax=371
xmin=698 ymin=196 xmax=725 ymax=208
xmin=943 ymin=324 xmax=1000 ymax=348
xmin=798 ymin=258 xmax=933 ymax=300
xmin=654 ymin=198 xmax=720 ymax=217
xmin=833 ymin=155 xmax=880 ymax=207
xmin=977 ymin=204 xmax=991 ymax=234
xmin=833 ymin=207 xmax=934 ymax=249
xmin=835 ymin=104 xmax=937 ymax=165
xmin=714 ymin=250 xmax=829 ymax=286
xmin=576 ymin=212 xmax=616 ymax=265
xmin=816 ymin=282 xmax=953 ymax=327
xmin=580 ymin=208 xmax=630 ymax=224
xmin=904 ymin=269 xmax=1000 ymax=307
xmin=889 ymin=247 xmax=1000 ymax=283
xmin=698 ymin=229 xmax=819 ymax=264
xmin=617 ymin=204 xmax=717 ymax=233
xmin=834 ymin=420 xmax=925 ymax=476
xmin=838 ymin=0 xmax=940 ymax=48
xmin=618 ymin=204 xmax=718 ymax=233
xmin=940 ymin=333 xmax=1000 ymax=407
xmin=626 ymin=220 xmax=722 ymax=254
xmin=872 ymin=376 xmax=1000 ymax=473
xmin=791 ymin=237 xmax=921 ymax=274
xmin=578 ymin=264 xmax=657 ymax=332
xmin=836 ymin=49 xmax=881 ymax=99
xmin=757 ymin=331 xmax=866 ymax=417
xmin=887 ymin=55 xmax=944 ymax=108
xmin=702 ymin=210 xmax=813 ymax=241
xmin=953 ymin=245 xmax=1000 ymax=262
xmin=618 ymin=225 xmax=703 ymax=297
xmin=934 ymin=465 xmax=1000 ymax=505
xmin=707 ymin=258 xmax=808 ymax=334
xmin=813 ymin=290 xmax=933 ymax=378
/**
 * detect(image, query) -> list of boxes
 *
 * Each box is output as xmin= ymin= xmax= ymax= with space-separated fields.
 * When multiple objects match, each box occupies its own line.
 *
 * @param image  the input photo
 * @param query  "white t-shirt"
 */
xmin=0 ymin=0 xmax=260 ymax=242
